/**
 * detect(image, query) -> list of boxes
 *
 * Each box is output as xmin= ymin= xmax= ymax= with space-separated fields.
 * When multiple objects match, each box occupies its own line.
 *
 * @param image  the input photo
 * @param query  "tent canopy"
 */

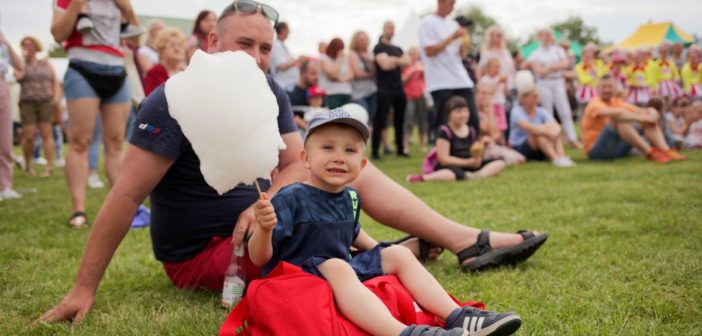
xmin=519 ymin=29 xmax=582 ymax=61
xmin=617 ymin=22 xmax=694 ymax=50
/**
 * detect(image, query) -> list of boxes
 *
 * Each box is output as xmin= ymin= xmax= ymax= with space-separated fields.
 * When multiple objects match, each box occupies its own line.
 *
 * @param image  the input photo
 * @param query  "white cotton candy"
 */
xmin=165 ymin=50 xmax=286 ymax=195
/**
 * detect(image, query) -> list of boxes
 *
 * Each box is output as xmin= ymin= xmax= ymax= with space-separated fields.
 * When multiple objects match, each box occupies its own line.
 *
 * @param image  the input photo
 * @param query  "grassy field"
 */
xmin=1 ymin=145 xmax=700 ymax=335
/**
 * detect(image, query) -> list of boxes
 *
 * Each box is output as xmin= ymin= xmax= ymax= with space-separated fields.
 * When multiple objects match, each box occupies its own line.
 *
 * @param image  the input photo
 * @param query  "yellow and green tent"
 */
xmin=617 ymin=22 xmax=694 ymax=50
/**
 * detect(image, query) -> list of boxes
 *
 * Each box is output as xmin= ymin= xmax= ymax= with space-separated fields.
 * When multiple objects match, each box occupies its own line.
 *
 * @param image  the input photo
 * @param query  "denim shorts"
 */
xmin=303 ymin=243 xmax=387 ymax=282
xmin=587 ymin=123 xmax=639 ymax=160
xmin=63 ymin=59 xmax=130 ymax=104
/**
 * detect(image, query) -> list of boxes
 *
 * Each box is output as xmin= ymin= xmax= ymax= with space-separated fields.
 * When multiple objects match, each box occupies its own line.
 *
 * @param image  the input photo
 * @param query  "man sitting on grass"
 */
xmin=38 ymin=1 xmax=546 ymax=326
xmin=582 ymin=74 xmax=687 ymax=163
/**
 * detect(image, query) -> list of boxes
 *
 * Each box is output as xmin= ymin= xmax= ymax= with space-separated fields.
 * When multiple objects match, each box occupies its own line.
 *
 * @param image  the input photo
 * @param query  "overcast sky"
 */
xmin=2 ymin=0 xmax=700 ymax=57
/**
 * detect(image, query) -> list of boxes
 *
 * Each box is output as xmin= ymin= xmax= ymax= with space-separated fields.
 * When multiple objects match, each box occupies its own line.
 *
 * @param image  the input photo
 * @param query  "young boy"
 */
xmin=250 ymin=109 xmax=521 ymax=336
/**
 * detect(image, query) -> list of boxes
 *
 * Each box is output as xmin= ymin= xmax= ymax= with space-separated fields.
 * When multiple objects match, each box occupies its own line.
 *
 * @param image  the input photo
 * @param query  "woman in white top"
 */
xmin=348 ymin=31 xmax=377 ymax=123
xmin=270 ymin=22 xmax=300 ymax=91
xmin=479 ymin=26 xmax=515 ymax=93
xmin=527 ymin=29 xmax=582 ymax=148
xmin=319 ymin=37 xmax=353 ymax=109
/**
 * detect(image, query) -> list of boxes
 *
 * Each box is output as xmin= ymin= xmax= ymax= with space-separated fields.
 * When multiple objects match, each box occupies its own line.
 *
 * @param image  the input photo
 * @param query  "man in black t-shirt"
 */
xmin=372 ymin=21 xmax=411 ymax=160
xmin=287 ymin=60 xmax=320 ymax=107
xmin=41 ymin=3 xmax=548 ymax=326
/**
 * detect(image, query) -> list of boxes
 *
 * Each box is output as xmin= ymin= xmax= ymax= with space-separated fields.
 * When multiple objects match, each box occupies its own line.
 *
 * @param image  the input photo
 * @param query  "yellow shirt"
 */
xmin=680 ymin=62 xmax=702 ymax=93
xmin=646 ymin=57 xmax=680 ymax=89
xmin=627 ymin=63 xmax=652 ymax=88
xmin=575 ymin=60 xmax=607 ymax=86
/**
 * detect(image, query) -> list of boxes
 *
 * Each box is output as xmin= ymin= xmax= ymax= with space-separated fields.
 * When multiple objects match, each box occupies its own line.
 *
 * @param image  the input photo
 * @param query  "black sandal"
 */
xmin=384 ymin=235 xmax=444 ymax=261
xmin=68 ymin=212 xmax=89 ymax=229
xmin=457 ymin=230 xmax=548 ymax=272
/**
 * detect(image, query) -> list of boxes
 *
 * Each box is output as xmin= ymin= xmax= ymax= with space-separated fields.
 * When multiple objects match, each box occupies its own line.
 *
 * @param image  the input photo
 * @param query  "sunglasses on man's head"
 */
xmin=223 ymin=0 xmax=279 ymax=25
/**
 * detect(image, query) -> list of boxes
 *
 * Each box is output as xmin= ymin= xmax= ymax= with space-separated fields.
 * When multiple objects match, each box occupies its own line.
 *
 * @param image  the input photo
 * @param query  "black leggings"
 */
xmin=372 ymin=92 xmax=406 ymax=156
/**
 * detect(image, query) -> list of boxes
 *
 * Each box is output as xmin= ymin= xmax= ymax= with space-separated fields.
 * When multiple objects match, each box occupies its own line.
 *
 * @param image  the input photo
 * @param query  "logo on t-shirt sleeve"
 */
xmin=138 ymin=123 xmax=161 ymax=135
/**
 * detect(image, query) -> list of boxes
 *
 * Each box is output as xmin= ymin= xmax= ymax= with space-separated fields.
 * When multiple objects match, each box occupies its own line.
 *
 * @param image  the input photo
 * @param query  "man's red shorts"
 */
xmin=163 ymin=236 xmax=262 ymax=291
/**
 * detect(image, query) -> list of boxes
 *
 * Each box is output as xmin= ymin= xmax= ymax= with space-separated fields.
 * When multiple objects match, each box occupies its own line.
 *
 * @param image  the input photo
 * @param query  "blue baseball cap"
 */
xmin=304 ymin=108 xmax=370 ymax=144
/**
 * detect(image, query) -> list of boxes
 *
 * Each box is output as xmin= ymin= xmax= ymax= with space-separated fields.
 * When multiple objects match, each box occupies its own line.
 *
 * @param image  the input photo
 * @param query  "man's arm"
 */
xmin=597 ymin=107 xmax=657 ymax=123
xmin=231 ymin=132 xmax=306 ymax=249
xmin=38 ymin=145 xmax=174 ymax=326
xmin=423 ymin=27 xmax=465 ymax=57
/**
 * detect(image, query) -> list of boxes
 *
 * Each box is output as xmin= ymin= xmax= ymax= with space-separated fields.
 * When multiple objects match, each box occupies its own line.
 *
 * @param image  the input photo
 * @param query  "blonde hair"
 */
xmin=154 ymin=27 xmax=186 ymax=53
xmin=349 ymin=31 xmax=368 ymax=52
xmin=145 ymin=19 xmax=166 ymax=45
xmin=485 ymin=57 xmax=501 ymax=68
xmin=481 ymin=25 xmax=506 ymax=52
xmin=518 ymin=84 xmax=538 ymax=99
xmin=20 ymin=36 xmax=43 ymax=52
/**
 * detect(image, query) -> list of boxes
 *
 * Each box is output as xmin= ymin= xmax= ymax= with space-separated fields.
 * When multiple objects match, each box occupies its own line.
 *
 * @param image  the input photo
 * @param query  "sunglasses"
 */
xmin=224 ymin=0 xmax=279 ymax=25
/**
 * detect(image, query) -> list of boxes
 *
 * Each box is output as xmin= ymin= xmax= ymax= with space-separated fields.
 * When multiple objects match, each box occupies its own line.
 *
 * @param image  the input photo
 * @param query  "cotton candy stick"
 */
xmin=253 ymin=179 xmax=264 ymax=200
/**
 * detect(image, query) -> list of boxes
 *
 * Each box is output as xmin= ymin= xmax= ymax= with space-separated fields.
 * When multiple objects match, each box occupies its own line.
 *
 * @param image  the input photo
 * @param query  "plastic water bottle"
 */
xmin=221 ymin=244 xmax=246 ymax=309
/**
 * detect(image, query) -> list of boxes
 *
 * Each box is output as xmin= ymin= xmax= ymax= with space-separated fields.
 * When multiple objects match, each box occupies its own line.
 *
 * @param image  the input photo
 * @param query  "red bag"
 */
xmin=219 ymin=262 xmax=484 ymax=336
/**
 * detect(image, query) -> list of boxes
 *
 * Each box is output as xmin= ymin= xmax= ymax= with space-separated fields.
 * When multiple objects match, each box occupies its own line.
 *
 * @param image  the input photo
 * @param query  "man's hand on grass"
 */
xmin=36 ymin=286 xmax=95 ymax=328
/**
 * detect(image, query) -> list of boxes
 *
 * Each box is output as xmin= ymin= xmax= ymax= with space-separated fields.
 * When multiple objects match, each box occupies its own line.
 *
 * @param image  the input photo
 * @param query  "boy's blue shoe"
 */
xmin=444 ymin=306 xmax=521 ymax=336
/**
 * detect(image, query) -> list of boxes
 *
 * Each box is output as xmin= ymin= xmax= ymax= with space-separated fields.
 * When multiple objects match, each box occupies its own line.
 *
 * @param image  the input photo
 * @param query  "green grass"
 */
xmin=1 ymin=145 xmax=701 ymax=335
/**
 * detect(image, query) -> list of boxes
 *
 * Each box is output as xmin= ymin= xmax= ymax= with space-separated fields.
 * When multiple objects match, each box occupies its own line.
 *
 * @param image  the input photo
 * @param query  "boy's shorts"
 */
xmin=303 ymin=243 xmax=388 ymax=282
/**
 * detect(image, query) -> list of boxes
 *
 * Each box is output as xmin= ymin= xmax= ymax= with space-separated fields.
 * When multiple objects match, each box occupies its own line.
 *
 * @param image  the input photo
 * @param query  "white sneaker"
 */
xmin=35 ymin=157 xmax=48 ymax=165
xmin=1 ymin=188 xmax=22 ymax=199
xmin=55 ymin=158 xmax=66 ymax=167
xmin=15 ymin=156 xmax=26 ymax=171
xmin=77 ymin=16 xmax=94 ymax=34
xmin=88 ymin=174 xmax=105 ymax=189
xmin=552 ymin=156 xmax=576 ymax=167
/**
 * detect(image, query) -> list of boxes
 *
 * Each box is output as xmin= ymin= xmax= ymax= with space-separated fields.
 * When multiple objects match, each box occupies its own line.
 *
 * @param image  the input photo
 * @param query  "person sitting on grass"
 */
xmin=581 ymin=74 xmax=687 ymax=163
xmin=407 ymin=96 xmax=507 ymax=183
xmin=664 ymin=96 xmax=691 ymax=148
xmin=251 ymin=109 xmax=521 ymax=336
xmin=476 ymin=86 xmax=525 ymax=165
xmin=508 ymin=85 xmax=576 ymax=167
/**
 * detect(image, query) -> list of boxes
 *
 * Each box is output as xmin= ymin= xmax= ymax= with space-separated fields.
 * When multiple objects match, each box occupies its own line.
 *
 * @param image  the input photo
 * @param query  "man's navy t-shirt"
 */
xmin=129 ymin=76 xmax=297 ymax=263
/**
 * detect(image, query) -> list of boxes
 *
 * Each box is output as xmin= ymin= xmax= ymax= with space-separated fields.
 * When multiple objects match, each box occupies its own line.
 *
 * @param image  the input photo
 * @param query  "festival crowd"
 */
xmin=0 ymin=0 xmax=698 ymax=335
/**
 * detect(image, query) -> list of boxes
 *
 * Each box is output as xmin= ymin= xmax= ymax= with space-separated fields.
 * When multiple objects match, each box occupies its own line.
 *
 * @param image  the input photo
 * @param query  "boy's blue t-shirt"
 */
xmin=263 ymin=183 xmax=361 ymax=277
xmin=509 ymin=103 xmax=554 ymax=146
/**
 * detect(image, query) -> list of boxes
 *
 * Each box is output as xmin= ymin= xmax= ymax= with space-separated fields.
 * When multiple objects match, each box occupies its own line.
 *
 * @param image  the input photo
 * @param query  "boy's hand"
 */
xmin=254 ymin=192 xmax=277 ymax=232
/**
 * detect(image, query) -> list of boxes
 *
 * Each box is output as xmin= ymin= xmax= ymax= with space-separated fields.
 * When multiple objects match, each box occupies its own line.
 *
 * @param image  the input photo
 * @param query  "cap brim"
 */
xmin=305 ymin=117 xmax=370 ymax=143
